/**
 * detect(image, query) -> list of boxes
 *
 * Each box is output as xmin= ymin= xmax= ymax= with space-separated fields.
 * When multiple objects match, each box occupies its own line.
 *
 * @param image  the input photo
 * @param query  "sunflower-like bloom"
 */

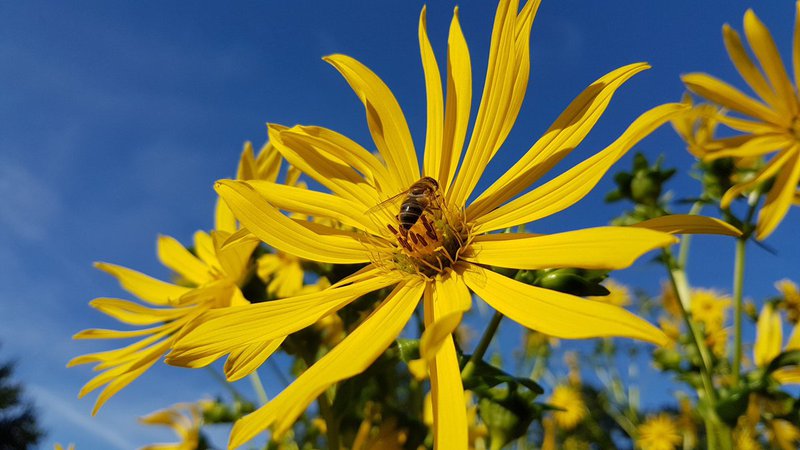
xmin=165 ymin=1 xmax=715 ymax=447
xmin=775 ymin=278 xmax=800 ymax=324
xmin=636 ymin=413 xmax=682 ymax=450
xmin=70 ymin=143 xmax=280 ymax=413
xmin=548 ymin=384 xmax=587 ymax=430
xmin=754 ymin=302 xmax=800 ymax=384
xmin=681 ymin=4 xmax=800 ymax=239
xmin=139 ymin=401 xmax=211 ymax=450
xmin=689 ymin=289 xmax=731 ymax=332
xmin=589 ymin=279 xmax=632 ymax=307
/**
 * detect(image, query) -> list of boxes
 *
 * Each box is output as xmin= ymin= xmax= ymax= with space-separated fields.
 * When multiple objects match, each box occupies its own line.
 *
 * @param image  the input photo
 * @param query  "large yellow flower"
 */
xmin=682 ymin=3 xmax=800 ymax=239
xmin=165 ymin=1 xmax=731 ymax=447
xmin=636 ymin=413 xmax=682 ymax=450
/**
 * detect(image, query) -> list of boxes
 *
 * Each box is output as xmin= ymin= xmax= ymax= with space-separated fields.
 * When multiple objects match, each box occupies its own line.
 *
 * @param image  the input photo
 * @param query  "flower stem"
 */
xmin=732 ymin=237 xmax=746 ymax=385
xmin=677 ymin=200 xmax=705 ymax=270
xmin=248 ymin=371 xmax=269 ymax=406
xmin=462 ymin=311 xmax=504 ymax=380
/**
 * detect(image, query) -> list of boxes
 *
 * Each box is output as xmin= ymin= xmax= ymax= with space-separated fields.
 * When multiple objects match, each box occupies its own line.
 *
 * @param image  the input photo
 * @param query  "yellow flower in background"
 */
xmin=768 ymin=419 xmax=800 ymax=450
xmin=589 ymin=279 xmax=632 ymax=307
xmin=139 ymin=401 xmax=211 ymax=450
xmin=549 ymin=384 xmax=587 ymax=430
xmin=54 ymin=444 xmax=75 ymax=450
xmin=682 ymin=3 xmax=800 ymax=240
xmin=754 ymin=302 xmax=800 ymax=384
xmin=776 ymin=278 xmax=800 ymax=323
xmin=689 ymin=289 xmax=731 ymax=332
xmin=636 ymin=413 xmax=681 ymax=450
xmin=162 ymin=0 xmax=745 ymax=446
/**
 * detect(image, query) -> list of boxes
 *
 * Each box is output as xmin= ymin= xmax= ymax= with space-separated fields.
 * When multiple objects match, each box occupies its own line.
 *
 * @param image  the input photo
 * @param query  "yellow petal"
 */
xmin=215 ymin=179 xmax=370 ymax=264
xmin=774 ymin=367 xmax=800 ymax=384
xmin=723 ymin=24 xmax=779 ymax=109
xmin=270 ymin=124 xmax=392 ymax=207
xmin=721 ymin=146 xmax=797 ymax=209
xmin=324 ymin=54 xmax=420 ymax=188
xmin=439 ymin=7 xmax=472 ymax=193
xmin=212 ymin=230 xmax=258 ymax=282
xmin=228 ymin=280 xmax=425 ymax=448
xmin=157 ymin=235 xmax=211 ymax=285
xmin=787 ymin=324 xmax=800 ymax=350
xmin=756 ymin=149 xmax=800 ymax=240
xmin=463 ymin=265 xmax=669 ymax=346
xmin=247 ymin=180 xmax=380 ymax=235
xmin=224 ymin=339 xmax=285 ymax=382
xmin=254 ymin=141 xmax=282 ymax=183
xmin=468 ymin=63 xmax=650 ymax=220
xmin=754 ymin=302 xmax=783 ymax=367
xmin=683 ymin=72 xmax=787 ymax=126
xmin=193 ymin=231 xmax=221 ymax=272
xmin=450 ymin=0 xmax=540 ymax=207
xmin=73 ymin=326 xmax=168 ymax=340
xmin=94 ymin=262 xmax=190 ymax=306
xmin=466 ymin=227 xmax=676 ymax=270
xmin=89 ymin=298 xmax=193 ymax=326
xmin=473 ymin=103 xmax=685 ymax=232
xmin=794 ymin=1 xmax=800 ymax=90
xmin=215 ymin=197 xmax=238 ymax=234
xmin=632 ymin=215 xmax=742 ymax=237
xmin=416 ymin=272 xmax=472 ymax=369
xmin=744 ymin=9 xmax=799 ymax=117
xmin=702 ymin=133 xmax=792 ymax=161
xmin=69 ymin=328 xmax=172 ymax=367
xmin=166 ymin=269 xmax=397 ymax=368
xmin=419 ymin=6 xmax=445 ymax=184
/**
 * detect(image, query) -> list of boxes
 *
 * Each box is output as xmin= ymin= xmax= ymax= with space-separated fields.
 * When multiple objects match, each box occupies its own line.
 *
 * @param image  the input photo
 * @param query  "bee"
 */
xmin=367 ymin=176 xmax=442 ymax=238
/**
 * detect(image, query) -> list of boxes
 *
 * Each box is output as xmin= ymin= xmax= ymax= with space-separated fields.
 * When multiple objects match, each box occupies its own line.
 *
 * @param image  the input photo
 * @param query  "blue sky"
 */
xmin=1 ymin=1 xmax=798 ymax=448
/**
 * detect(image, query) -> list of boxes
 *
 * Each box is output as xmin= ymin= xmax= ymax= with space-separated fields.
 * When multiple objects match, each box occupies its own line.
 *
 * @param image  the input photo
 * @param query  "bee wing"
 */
xmin=364 ymin=189 xmax=408 ymax=218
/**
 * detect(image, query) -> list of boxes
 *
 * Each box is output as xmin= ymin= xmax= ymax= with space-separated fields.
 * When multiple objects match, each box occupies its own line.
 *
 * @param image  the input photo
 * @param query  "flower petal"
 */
xmin=632 ymin=215 xmax=742 ymax=237
xmin=723 ymin=24 xmax=779 ymax=110
xmin=416 ymin=271 xmax=472 ymax=367
xmin=756 ymin=148 xmax=800 ymax=239
xmin=473 ymin=103 xmax=685 ymax=233
xmin=166 ymin=269 xmax=397 ymax=369
xmin=272 ymin=124 xmax=393 ymax=205
xmin=794 ymin=1 xmax=800 ymax=89
xmin=420 ymin=6 xmax=444 ymax=184
xmin=439 ymin=7 xmax=472 ymax=193
xmin=463 ymin=265 xmax=669 ymax=346
xmin=449 ymin=0 xmax=540 ymax=207
xmin=468 ymin=63 xmax=649 ymax=219
xmin=157 ymin=235 xmax=211 ymax=286
xmin=94 ymin=262 xmax=191 ymax=306
xmin=721 ymin=146 xmax=797 ymax=209
xmin=683 ymin=72 xmax=787 ymax=126
xmin=88 ymin=298 xmax=193 ymax=326
xmin=466 ymin=227 xmax=676 ymax=270
xmin=224 ymin=339 xmax=285 ymax=382
xmin=215 ymin=179 xmax=370 ymax=264
xmin=228 ymin=279 xmax=425 ymax=448
xmin=755 ymin=303 xmax=783 ymax=367
xmin=324 ymin=54 xmax=420 ymax=188
xmin=744 ymin=9 xmax=799 ymax=117
xmin=702 ymin=133 xmax=792 ymax=161
xmin=212 ymin=230 xmax=259 ymax=282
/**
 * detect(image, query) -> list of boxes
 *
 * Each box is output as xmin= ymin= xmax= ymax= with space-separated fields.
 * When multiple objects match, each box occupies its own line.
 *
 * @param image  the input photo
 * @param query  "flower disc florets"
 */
xmin=365 ymin=177 xmax=471 ymax=280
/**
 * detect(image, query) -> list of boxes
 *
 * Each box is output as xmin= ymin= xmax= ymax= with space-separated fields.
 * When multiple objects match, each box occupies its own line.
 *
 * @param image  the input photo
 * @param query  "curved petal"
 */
xmin=632 ymin=215 xmax=742 ymax=237
xmin=473 ymin=103 xmax=685 ymax=233
xmin=703 ymin=133 xmax=792 ymax=161
xmin=272 ymin=125 xmax=394 ymax=205
xmin=683 ymin=72 xmax=787 ymax=126
xmin=756 ymin=149 xmax=800 ymax=240
xmin=468 ymin=63 xmax=650 ymax=220
xmin=324 ymin=54 xmax=420 ymax=188
xmin=420 ymin=6 xmax=445 ymax=183
xmin=463 ymin=265 xmax=669 ymax=346
xmin=721 ymin=146 xmax=797 ymax=209
xmin=212 ymin=231 xmax=258 ymax=282
xmin=89 ymin=298 xmax=193 ymax=326
xmin=723 ymin=24 xmax=779 ymax=110
xmin=157 ymin=235 xmax=211 ymax=286
xmin=744 ymin=10 xmax=798 ymax=117
xmin=247 ymin=180 xmax=380 ymax=235
xmin=465 ymin=227 xmax=676 ymax=270
xmin=754 ymin=303 xmax=783 ymax=367
xmin=439 ymin=7 xmax=472 ymax=193
xmin=774 ymin=367 xmax=800 ymax=384
xmin=215 ymin=180 xmax=370 ymax=264
xmin=228 ymin=279 xmax=425 ymax=448
xmin=166 ymin=269 xmax=397 ymax=368
xmin=417 ymin=271 xmax=472 ymax=367
xmin=94 ymin=262 xmax=191 ymax=306
xmin=224 ymin=339 xmax=285 ymax=382
xmin=449 ymin=0 xmax=540 ymax=207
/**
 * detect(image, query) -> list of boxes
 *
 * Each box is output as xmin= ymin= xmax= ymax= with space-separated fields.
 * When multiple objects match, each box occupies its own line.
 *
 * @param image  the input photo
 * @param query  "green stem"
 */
xmin=677 ymin=201 xmax=705 ymax=270
xmin=205 ymin=366 xmax=246 ymax=401
xmin=732 ymin=237 xmax=746 ymax=385
xmin=317 ymin=392 xmax=340 ymax=450
xmin=462 ymin=311 xmax=504 ymax=380
xmin=248 ymin=371 xmax=269 ymax=406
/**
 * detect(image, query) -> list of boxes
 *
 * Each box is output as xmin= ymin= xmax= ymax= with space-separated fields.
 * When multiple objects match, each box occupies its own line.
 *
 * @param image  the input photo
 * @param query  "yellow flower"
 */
xmin=54 ymin=444 xmax=75 ymax=450
xmin=548 ymin=384 xmax=587 ymax=430
xmin=768 ymin=419 xmax=800 ymax=450
xmin=69 ymin=144 xmax=278 ymax=413
xmin=589 ymin=279 xmax=631 ymax=307
xmin=165 ymin=1 xmax=734 ymax=447
xmin=689 ymin=289 xmax=731 ymax=332
xmin=682 ymin=4 xmax=800 ymax=240
xmin=753 ymin=302 xmax=800 ymax=383
xmin=139 ymin=401 xmax=211 ymax=450
xmin=776 ymin=279 xmax=800 ymax=323
xmin=636 ymin=413 xmax=681 ymax=450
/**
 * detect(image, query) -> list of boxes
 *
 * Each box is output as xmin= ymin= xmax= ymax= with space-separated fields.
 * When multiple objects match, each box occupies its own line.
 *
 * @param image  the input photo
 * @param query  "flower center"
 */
xmin=790 ymin=116 xmax=800 ymax=140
